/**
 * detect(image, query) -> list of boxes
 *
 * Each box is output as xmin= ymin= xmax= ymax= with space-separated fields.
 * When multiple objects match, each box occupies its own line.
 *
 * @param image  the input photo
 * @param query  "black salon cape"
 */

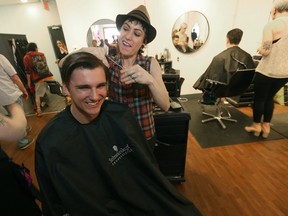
xmin=193 ymin=46 xmax=255 ymax=91
xmin=0 ymin=148 xmax=42 ymax=215
xmin=35 ymin=101 xmax=201 ymax=216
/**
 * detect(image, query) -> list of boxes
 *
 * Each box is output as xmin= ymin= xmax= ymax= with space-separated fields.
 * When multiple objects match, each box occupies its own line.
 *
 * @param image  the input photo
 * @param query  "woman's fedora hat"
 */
xmin=116 ymin=5 xmax=157 ymax=44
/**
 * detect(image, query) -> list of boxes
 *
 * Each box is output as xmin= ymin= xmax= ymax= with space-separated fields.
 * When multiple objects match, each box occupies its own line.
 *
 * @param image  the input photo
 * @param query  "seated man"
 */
xmin=193 ymin=28 xmax=255 ymax=103
xmin=35 ymin=52 xmax=202 ymax=216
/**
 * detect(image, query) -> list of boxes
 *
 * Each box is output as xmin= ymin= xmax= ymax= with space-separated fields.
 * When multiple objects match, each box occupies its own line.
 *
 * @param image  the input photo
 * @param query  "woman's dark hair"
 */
xmin=60 ymin=52 xmax=109 ymax=86
xmin=26 ymin=42 xmax=38 ymax=52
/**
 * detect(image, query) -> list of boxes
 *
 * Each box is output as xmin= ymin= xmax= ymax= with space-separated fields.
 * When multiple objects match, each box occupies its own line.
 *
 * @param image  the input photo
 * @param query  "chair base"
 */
xmin=201 ymin=106 xmax=237 ymax=129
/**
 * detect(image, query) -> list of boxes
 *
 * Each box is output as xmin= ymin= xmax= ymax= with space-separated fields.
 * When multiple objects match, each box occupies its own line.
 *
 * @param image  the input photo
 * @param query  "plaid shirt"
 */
xmin=107 ymin=54 xmax=155 ymax=140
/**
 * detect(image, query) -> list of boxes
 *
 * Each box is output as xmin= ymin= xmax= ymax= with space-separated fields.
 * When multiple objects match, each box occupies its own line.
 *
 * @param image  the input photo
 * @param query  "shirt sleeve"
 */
xmin=0 ymin=54 xmax=17 ymax=77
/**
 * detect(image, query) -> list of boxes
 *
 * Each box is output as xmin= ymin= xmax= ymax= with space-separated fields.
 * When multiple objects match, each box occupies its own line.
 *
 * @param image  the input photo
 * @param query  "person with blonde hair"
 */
xmin=176 ymin=22 xmax=189 ymax=46
xmin=245 ymin=0 xmax=288 ymax=138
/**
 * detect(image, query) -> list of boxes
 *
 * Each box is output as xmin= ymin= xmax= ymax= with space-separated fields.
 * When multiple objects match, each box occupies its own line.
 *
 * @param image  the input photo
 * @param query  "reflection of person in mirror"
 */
xmin=172 ymin=35 xmax=182 ymax=51
xmin=55 ymin=40 xmax=68 ymax=65
xmin=176 ymin=22 xmax=189 ymax=46
xmin=92 ymin=39 xmax=98 ymax=47
xmin=191 ymin=29 xmax=198 ymax=42
xmin=172 ymin=34 xmax=193 ymax=53
xmin=175 ymin=22 xmax=194 ymax=53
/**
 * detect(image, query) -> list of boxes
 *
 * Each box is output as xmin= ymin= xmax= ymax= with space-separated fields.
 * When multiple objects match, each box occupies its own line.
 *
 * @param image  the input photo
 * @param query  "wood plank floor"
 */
xmin=1 ymin=99 xmax=288 ymax=216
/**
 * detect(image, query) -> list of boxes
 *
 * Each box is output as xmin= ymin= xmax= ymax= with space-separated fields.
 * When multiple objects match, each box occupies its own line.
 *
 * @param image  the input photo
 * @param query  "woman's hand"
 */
xmin=120 ymin=64 xmax=152 ymax=85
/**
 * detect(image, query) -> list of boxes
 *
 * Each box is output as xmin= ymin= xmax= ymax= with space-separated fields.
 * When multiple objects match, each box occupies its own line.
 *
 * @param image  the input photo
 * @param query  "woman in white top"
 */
xmin=245 ymin=0 xmax=288 ymax=138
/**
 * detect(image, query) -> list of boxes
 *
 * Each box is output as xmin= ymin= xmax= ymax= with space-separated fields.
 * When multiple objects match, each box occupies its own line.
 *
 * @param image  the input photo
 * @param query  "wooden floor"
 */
xmin=1 ymin=99 xmax=288 ymax=216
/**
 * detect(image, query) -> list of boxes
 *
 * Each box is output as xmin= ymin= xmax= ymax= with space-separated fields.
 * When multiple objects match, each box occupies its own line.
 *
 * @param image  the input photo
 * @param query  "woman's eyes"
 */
xmin=123 ymin=27 xmax=142 ymax=37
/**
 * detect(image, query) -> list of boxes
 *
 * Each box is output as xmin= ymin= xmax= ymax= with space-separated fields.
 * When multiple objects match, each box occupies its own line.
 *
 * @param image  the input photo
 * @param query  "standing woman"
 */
xmin=107 ymin=5 xmax=170 ymax=150
xmin=245 ymin=0 xmax=288 ymax=138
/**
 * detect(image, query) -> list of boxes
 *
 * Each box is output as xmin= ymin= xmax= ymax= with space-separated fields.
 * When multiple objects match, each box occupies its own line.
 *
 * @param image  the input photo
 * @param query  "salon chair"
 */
xmin=200 ymin=68 xmax=255 ymax=129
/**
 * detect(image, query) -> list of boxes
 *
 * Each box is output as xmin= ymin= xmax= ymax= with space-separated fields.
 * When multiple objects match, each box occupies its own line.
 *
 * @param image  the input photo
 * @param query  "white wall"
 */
xmin=0 ymin=0 xmax=273 ymax=95
xmin=0 ymin=0 xmax=62 ymax=82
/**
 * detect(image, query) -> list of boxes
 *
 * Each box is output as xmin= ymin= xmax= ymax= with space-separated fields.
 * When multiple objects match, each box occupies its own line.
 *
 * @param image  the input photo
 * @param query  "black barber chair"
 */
xmin=200 ymin=68 xmax=255 ymax=129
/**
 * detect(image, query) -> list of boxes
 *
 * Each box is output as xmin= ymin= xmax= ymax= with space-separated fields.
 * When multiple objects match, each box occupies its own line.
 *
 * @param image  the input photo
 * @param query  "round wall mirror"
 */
xmin=172 ymin=11 xmax=209 ymax=54
xmin=86 ymin=19 xmax=119 ymax=47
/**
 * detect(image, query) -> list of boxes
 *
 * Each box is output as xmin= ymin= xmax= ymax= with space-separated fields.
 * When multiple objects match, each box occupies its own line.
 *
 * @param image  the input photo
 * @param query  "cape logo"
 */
xmin=109 ymin=144 xmax=132 ymax=166
xmin=113 ymin=145 xmax=118 ymax=152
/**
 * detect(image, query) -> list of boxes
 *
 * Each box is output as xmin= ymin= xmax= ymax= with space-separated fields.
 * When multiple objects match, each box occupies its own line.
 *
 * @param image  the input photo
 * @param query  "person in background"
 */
xmin=172 ymin=34 xmax=183 ymax=52
xmin=172 ymin=34 xmax=193 ymax=53
xmin=176 ymin=22 xmax=189 ymax=46
xmin=35 ymin=51 xmax=202 ymax=216
xmin=99 ymin=39 xmax=109 ymax=55
xmin=92 ymin=39 xmax=98 ymax=47
xmin=23 ymin=42 xmax=54 ymax=117
xmin=103 ymin=39 xmax=110 ymax=55
xmin=245 ymin=0 xmax=288 ymax=138
xmin=99 ymin=39 xmax=104 ymax=47
xmin=191 ymin=28 xmax=198 ymax=42
xmin=0 ymin=54 xmax=34 ymax=149
xmin=55 ymin=40 xmax=68 ymax=65
xmin=193 ymin=28 xmax=255 ymax=103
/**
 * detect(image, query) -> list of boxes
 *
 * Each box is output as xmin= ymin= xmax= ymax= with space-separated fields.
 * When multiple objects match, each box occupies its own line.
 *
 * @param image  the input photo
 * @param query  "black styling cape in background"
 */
xmin=193 ymin=46 xmax=255 ymax=91
xmin=35 ymin=101 xmax=202 ymax=216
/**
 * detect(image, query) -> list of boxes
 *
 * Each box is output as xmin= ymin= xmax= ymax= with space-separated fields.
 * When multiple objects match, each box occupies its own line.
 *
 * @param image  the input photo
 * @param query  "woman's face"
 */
xmin=118 ymin=20 xmax=145 ymax=58
xmin=57 ymin=41 xmax=63 ymax=47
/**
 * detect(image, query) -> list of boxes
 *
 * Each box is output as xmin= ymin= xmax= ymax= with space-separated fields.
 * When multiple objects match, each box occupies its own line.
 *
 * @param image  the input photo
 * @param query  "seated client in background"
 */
xmin=193 ymin=28 xmax=255 ymax=103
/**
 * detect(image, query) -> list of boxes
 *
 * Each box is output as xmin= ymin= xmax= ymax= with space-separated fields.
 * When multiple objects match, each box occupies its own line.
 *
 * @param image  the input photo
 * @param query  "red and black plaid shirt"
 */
xmin=107 ymin=54 xmax=155 ymax=140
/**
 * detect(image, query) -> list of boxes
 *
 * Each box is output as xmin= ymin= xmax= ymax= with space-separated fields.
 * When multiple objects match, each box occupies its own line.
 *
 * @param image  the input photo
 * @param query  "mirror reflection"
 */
xmin=172 ymin=11 xmax=209 ymax=54
xmin=86 ymin=19 xmax=119 ymax=56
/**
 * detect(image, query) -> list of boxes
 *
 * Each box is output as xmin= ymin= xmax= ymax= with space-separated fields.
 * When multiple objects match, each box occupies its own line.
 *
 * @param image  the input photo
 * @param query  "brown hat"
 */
xmin=116 ymin=5 xmax=157 ymax=44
